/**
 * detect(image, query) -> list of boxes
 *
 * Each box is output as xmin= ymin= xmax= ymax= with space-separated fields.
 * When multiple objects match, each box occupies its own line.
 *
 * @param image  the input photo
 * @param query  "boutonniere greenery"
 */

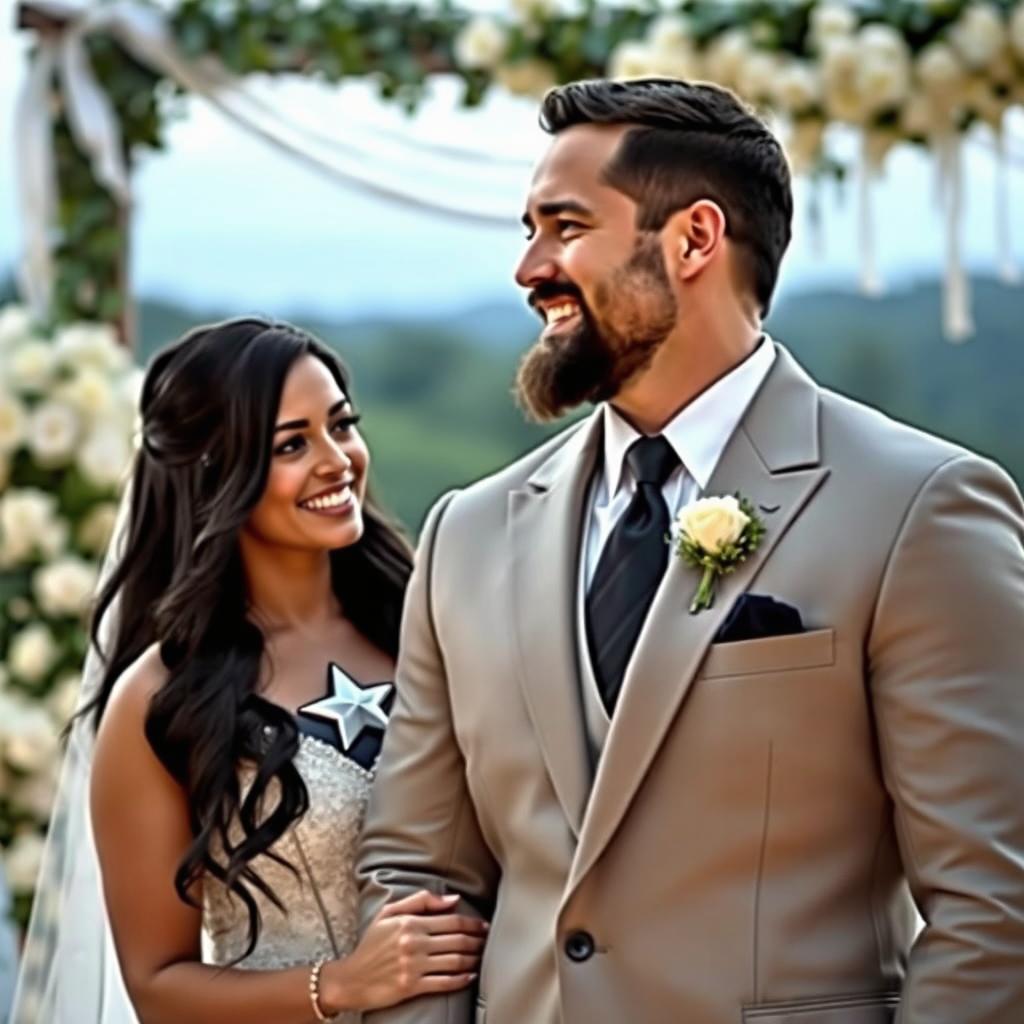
xmin=671 ymin=495 xmax=766 ymax=614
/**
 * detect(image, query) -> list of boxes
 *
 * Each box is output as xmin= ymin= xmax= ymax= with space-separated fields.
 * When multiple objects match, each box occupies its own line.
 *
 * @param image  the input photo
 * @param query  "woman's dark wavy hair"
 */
xmin=82 ymin=317 xmax=413 ymax=959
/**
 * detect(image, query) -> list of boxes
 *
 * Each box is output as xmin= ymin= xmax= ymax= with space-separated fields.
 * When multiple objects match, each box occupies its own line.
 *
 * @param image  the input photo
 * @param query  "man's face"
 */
xmin=514 ymin=123 xmax=678 ymax=421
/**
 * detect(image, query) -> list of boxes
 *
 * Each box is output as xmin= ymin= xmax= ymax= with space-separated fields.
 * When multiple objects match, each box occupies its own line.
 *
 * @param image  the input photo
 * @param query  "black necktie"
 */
xmin=585 ymin=435 xmax=680 ymax=714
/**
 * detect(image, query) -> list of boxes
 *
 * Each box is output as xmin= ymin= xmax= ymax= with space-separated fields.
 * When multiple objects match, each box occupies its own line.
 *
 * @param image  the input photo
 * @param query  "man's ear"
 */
xmin=665 ymin=200 xmax=727 ymax=283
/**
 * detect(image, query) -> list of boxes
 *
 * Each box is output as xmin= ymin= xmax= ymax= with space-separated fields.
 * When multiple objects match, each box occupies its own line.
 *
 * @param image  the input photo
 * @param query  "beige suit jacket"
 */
xmin=358 ymin=345 xmax=1024 ymax=1024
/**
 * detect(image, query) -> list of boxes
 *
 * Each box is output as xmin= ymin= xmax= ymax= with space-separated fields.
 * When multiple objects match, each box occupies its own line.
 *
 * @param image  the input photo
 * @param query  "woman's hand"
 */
xmin=322 ymin=890 xmax=487 ymax=1013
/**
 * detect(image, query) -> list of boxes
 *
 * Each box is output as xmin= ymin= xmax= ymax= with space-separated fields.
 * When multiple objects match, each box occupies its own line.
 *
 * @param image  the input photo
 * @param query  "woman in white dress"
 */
xmin=48 ymin=318 xmax=484 ymax=1022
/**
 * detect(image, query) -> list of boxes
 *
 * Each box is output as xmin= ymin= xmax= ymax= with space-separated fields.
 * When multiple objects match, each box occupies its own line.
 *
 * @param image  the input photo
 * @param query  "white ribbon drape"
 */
xmin=937 ymin=133 xmax=974 ymax=343
xmin=15 ymin=0 xmax=522 ymax=322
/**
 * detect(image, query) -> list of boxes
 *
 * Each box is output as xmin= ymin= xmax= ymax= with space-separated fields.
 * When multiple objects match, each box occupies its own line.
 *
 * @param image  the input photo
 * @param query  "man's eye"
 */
xmin=557 ymin=219 xmax=585 ymax=235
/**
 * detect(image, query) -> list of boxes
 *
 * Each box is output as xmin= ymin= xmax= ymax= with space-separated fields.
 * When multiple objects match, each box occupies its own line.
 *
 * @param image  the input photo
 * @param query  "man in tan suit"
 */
xmin=357 ymin=79 xmax=1024 ymax=1023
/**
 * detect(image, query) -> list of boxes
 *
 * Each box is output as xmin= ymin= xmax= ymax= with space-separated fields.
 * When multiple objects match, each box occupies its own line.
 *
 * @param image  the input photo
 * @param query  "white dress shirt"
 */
xmin=575 ymin=338 xmax=777 ymax=754
xmin=583 ymin=337 xmax=777 ymax=587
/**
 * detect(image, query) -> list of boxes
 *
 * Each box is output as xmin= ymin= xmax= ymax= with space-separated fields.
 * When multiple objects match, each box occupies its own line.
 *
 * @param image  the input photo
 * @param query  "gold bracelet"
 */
xmin=309 ymin=959 xmax=330 ymax=1022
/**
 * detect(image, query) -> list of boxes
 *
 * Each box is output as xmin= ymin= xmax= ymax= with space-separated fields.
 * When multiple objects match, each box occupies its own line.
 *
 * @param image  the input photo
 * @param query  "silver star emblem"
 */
xmin=299 ymin=664 xmax=392 ymax=751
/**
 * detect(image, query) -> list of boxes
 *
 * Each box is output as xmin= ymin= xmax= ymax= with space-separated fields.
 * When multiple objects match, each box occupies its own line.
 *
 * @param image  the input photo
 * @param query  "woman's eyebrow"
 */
xmin=274 ymin=399 xmax=349 ymax=433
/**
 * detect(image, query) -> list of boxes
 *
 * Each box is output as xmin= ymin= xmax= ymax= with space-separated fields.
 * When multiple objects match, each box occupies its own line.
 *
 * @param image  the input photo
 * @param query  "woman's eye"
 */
xmin=331 ymin=414 xmax=362 ymax=436
xmin=274 ymin=436 xmax=306 ymax=456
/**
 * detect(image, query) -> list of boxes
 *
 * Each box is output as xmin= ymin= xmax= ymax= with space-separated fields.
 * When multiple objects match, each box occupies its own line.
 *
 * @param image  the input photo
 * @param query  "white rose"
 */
xmin=0 ymin=488 xmax=61 ymax=565
xmin=6 ymin=704 xmax=61 ymax=773
xmin=454 ymin=17 xmax=508 ymax=71
xmin=48 ymin=672 xmax=82 ymax=725
xmin=4 ymin=831 xmax=46 ymax=893
xmin=14 ymin=765 xmax=60 ymax=823
xmin=736 ymin=51 xmax=779 ymax=103
xmin=784 ymin=117 xmax=826 ymax=174
xmin=0 ymin=691 xmax=26 ymax=740
xmin=948 ymin=3 xmax=1007 ymax=69
xmin=495 ymin=59 xmax=558 ymax=98
xmin=857 ymin=53 xmax=911 ymax=113
xmin=648 ymin=14 xmax=693 ymax=54
xmin=0 ymin=306 xmax=32 ymax=349
xmin=53 ymin=322 xmax=128 ymax=373
xmin=916 ymin=42 xmax=966 ymax=100
xmin=510 ymin=0 xmax=558 ymax=23
xmin=1 ymin=694 xmax=60 ymax=771
xmin=858 ymin=23 xmax=910 ymax=64
xmin=821 ymin=35 xmax=871 ymax=121
xmin=0 ymin=392 xmax=28 ymax=454
xmin=33 ymin=555 xmax=99 ymax=618
xmin=1012 ymin=2 xmax=1024 ymax=59
xmin=27 ymin=400 xmax=81 ymax=467
xmin=57 ymin=366 xmax=115 ymax=422
xmin=9 ymin=340 xmax=57 ymax=394
xmin=609 ymin=40 xmax=657 ymax=80
xmin=8 ymin=623 xmax=60 ymax=683
xmin=810 ymin=2 xmax=857 ymax=48
xmin=77 ymin=424 xmax=132 ymax=489
xmin=821 ymin=34 xmax=859 ymax=87
xmin=772 ymin=60 xmax=822 ymax=115
xmin=703 ymin=29 xmax=751 ymax=90
xmin=676 ymin=495 xmax=750 ymax=555
xmin=77 ymin=501 xmax=119 ymax=555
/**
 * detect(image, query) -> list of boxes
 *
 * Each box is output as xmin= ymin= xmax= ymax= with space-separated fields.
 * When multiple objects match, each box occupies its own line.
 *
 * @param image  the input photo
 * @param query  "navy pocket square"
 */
xmin=714 ymin=594 xmax=804 ymax=644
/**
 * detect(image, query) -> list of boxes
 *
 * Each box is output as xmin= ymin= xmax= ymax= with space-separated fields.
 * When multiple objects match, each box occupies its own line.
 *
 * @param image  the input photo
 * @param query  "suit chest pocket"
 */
xmin=742 ymin=990 xmax=898 ymax=1023
xmin=700 ymin=628 xmax=835 ymax=680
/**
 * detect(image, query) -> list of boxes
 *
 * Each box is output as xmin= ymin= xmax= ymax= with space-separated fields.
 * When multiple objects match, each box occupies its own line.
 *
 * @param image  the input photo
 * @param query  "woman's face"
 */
xmin=243 ymin=354 xmax=369 ymax=554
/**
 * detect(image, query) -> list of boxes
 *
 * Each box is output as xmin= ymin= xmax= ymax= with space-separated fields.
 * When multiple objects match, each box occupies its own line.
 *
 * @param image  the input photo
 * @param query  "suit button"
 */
xmin=564 ymin=930 xmax=595 ymax=962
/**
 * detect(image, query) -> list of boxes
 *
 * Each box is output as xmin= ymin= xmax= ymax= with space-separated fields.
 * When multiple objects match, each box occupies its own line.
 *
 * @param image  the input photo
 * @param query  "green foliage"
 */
xmin=135 ymin=275 xmax=1024 ymax=538
xmin=41 ymin=0 xmax=1024 ymax=344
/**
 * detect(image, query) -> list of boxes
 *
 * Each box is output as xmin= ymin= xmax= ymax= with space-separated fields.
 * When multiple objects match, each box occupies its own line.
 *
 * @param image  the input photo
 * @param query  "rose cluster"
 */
xmin=0 ymin=304 xmax=140 ymax=921
xmin=453 ymin=0 xmax=1024 ymax=174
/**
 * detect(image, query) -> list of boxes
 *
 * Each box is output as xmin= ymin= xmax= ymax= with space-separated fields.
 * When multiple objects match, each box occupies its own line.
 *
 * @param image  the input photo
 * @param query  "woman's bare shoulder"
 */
xmin=98 ymin=643 xmax=170 ymax=741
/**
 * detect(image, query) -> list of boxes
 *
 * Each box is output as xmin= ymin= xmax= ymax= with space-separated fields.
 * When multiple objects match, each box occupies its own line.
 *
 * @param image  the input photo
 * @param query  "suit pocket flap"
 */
xmin=743 ymin=991 xmax=898 ymax=1023
xmin=701 ymin=628 xmax=835 ymax=679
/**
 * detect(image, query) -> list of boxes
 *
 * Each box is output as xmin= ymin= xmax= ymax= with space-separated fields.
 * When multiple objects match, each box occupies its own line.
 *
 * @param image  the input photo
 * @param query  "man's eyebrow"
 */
xmin=274 ymin=399 xmax=350 ymax=433
xmin=521 ymin=199 xmax=595 ymax=230
xmin=538 ymin=200 xmax=594 ymax=219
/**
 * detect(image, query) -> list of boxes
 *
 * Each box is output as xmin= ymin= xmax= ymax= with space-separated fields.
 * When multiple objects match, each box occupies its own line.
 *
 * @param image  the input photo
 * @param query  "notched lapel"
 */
xmin=568 ymin=347 xmax=830 ymax=893
xmin=507 ymin=412 xmax=603 ymax=838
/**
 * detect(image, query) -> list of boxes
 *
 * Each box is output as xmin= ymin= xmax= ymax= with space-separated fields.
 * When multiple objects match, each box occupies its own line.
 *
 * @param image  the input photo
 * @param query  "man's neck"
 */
xmin=611 ymin=323 xmax=762 ymax=435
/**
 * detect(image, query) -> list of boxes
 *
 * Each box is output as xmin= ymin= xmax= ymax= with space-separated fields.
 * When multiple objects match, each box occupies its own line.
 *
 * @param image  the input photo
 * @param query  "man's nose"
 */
xmin=515 ymin=239 xmax=559 ymax=290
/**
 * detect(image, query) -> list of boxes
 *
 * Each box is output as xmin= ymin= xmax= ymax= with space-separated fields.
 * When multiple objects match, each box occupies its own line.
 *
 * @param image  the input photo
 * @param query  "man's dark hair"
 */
xmin=540 ymin=78 xmax=793 ymax=316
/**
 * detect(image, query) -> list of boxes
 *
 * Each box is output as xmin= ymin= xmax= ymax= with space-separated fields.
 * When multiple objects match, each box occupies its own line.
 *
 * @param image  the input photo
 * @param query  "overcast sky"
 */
xmin=2 ymin=16 xmax=1022 ymax=320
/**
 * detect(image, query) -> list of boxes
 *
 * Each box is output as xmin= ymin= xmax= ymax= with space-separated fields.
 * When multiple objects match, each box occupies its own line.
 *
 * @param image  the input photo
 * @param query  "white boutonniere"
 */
xmin=671 ymin=494 xmax=766 ymax=614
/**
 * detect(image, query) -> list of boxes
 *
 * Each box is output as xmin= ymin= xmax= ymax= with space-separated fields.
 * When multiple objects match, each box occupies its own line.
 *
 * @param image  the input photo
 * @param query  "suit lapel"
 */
xmin=508 ymin=409 xmax=604 ymax=838
xmin=567 ymin=346 xmax=830 ymax=893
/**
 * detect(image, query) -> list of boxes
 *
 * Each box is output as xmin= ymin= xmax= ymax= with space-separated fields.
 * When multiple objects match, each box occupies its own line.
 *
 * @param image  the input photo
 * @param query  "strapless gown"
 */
xmin=202 ymin=732 xmax=375 ymax=1024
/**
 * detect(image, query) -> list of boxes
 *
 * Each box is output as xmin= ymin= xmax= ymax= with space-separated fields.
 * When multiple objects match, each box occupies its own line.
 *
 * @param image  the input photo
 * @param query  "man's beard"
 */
xmin=515 ymin=237 xmax=677 ymax=423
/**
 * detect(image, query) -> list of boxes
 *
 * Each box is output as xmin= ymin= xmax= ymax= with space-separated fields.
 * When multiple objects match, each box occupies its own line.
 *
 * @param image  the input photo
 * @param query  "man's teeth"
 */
xmin=302 ymin=487 xmax=351 ymax=511
xmin=544 ymin=302 xmax=579 ymax=325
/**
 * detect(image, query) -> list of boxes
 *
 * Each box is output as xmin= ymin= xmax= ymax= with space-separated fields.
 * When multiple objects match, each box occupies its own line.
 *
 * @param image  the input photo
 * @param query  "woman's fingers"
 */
xmin=423 ymin=913 xmax=489 ymax=936
xmin=413 ymin=973 xmax=477 ymax=996
xmin=423 ymin=953 xmax=480 ymax=975
xmin=377 ymin=890 xmax=460 ymax=919
xmin=425 ymin=933 xmax=485 ymax=955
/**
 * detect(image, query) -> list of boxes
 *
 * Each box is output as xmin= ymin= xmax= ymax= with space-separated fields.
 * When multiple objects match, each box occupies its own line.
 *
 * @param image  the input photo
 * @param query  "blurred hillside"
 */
xmin=130 ymin=277 xmax=1024 ymax=533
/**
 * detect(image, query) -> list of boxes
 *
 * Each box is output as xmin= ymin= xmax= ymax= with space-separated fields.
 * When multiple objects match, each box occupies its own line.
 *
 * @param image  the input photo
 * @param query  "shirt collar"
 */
xmin=602 ymin=336 xmax=777 ymax=497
